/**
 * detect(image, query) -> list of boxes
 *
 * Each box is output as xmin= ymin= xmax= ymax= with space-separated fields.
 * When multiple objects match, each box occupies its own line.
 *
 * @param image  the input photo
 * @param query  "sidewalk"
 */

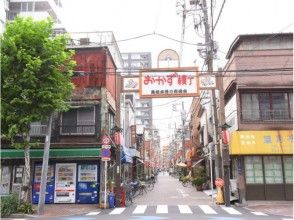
xmin=30 ymin=204 xmax=100 ymax=217
xmin=203 ymin=187 xmax=293 ymax=217
xmin=244 ymin=200 xmax=293 ymax=217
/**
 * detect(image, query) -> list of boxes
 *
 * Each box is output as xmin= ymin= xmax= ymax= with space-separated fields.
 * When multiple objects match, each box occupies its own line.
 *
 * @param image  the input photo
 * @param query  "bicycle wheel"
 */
xmin=125 ymin=193 xmax=133 ymax=207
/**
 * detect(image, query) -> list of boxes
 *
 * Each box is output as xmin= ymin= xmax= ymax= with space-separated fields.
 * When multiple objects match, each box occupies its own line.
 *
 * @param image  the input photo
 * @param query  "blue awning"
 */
xmin=121 ymin=147 xmax=140 ymax=164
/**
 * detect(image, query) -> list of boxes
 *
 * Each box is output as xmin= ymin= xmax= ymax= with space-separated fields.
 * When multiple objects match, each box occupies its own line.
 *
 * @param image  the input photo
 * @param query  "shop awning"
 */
xmin=230 ymin=130 xmax=293 ymax=155
xmin=1 ymin=148 xmax=101 ymax=159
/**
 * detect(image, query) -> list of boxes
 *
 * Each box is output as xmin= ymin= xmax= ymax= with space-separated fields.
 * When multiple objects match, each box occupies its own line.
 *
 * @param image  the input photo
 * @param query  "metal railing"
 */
xmin=29 ymin=125 xmax=47 ymax=136
xmin=242 ymin=109 xmax=292 ymax=121
xmin=60 ymin=124 xmax=95 ymax=135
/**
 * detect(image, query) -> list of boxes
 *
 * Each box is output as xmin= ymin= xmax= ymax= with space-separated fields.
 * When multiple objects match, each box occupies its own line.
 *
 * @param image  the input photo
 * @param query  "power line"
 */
xmin=212 ymin=0 xmax=226 ymax=32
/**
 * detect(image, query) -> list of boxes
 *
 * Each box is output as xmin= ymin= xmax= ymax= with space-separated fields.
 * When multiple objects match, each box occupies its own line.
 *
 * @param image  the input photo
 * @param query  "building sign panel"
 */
xmin=139 ymin=68 xmax=199 ymax=98
xmin=199 ymin=75 xmax=216 ymax=89
xmin=230 ymin=130 xmax=293 ymax=155
xmin=123 ymin=77 xmax=139 ymax=92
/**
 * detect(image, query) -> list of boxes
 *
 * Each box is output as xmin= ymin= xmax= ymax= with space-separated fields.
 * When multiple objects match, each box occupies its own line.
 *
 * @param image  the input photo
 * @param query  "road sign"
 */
xmin=101 ymin=148 xmax=111 ymax=158
xmin=101 ymin=135 xmax=111 ymax=145
xmin=102 ymin=145 xmax=111 ymax=149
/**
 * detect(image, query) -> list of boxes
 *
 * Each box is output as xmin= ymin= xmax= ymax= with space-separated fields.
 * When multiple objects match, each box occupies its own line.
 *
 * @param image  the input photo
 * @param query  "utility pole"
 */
xmin=37 ymin=113 xmax=53 ymax=215
xmin=201 ymin=0 xmax=222 ymax=179
xmin=179 ymin=0 xmax=186 ymax=64
xmin=181 ymin=101 xmax=186 ymax=163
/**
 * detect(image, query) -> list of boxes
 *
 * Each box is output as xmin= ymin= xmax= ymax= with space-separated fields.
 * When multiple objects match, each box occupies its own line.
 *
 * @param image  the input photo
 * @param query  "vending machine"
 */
xmin=76 ymin=164 xmax=99 ymax=204
xmin=32 ymin=164 xmax=55 ymax=204
xmin=54 ymin=163 xmax=76 ymax=203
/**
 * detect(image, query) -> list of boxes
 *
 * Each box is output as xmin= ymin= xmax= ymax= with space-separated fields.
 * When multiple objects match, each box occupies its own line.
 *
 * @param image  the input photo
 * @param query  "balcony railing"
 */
xmin=60 ymin=124 xmax=95 ymax=135
xmin=29 ymin=125 xmax=47 ymax=136
xmin=241 ymin=109 xmax=292 ymax=121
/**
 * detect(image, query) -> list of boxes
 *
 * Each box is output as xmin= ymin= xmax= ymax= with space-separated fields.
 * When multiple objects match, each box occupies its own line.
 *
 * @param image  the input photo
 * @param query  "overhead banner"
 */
xmin=230 ymin=130 xmax=293 ymax=155
xmin=139 ymin=68 xmax=199 ymax=98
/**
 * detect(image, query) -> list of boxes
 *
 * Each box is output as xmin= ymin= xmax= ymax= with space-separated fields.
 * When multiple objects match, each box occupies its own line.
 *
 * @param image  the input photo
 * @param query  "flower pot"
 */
xmin=196 ymin=185 xmax=203 ymax=191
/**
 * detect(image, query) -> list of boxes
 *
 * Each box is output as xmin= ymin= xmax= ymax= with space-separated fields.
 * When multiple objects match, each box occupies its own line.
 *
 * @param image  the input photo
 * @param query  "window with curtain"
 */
xmin=283 ymin=156 xmax=293 ymax=184
xmin=241 ymin=91 xmax=292 ymax=121
xmin=264 ymin=156 xmax=283 ymax=184
xmin=245 ymin=156 xmax=264 ymax=184
xmin=241 ymin=94 xmax=260 ymax=120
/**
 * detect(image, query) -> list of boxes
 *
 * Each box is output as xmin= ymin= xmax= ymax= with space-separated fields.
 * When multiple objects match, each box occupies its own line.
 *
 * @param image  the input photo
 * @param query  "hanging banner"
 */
xmin=139 ymin=68 xmax=199 ymax=98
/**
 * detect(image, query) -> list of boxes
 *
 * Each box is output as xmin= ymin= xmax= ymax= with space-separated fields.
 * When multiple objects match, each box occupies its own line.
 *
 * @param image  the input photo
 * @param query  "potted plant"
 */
xmin=192 ymin=176 xmax=206 ymax=191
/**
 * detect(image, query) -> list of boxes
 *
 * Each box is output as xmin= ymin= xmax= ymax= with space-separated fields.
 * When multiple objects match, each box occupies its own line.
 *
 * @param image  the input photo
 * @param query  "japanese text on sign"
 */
xmin=139 ymin=70 xmax=199 ymax=98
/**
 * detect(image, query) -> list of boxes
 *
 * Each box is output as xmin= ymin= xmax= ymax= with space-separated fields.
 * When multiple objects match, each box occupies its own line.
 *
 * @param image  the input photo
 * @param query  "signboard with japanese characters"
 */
xmin=139 ymin=68 xmax=200 ymax=98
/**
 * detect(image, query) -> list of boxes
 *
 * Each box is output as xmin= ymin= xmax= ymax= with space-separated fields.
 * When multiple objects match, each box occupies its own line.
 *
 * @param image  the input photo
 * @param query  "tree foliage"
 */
xmin=1 ymin=17 xmax=75 ymax=142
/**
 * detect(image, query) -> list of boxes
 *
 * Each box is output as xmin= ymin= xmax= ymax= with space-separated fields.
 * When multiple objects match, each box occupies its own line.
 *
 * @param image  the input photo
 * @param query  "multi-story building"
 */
xmin=1 ymin=32 xmax=123 ymax=206
xmin=224 ymin=33 xmax=293 ymax=201
xmin=0 ymin=0 xmax=9 ymax=33
xmin=7 ymin=0 xmax=66 ymax=34
xmin=121 ymin=52 xmax=153 ymax=129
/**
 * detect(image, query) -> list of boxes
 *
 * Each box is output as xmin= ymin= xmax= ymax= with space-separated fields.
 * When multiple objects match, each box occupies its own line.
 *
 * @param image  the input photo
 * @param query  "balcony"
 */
xmin=60 ymin=124 xmax=95 ymax=135
xmin=29 ymin=124 xmax=47 ymax=136
xmin=241 ymin=109 xmax=292 ymax=122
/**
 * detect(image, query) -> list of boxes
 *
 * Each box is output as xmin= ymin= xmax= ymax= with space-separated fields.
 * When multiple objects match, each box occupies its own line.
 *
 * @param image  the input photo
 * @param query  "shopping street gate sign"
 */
xmin=139 ymin=67 xmax=200 ymax=98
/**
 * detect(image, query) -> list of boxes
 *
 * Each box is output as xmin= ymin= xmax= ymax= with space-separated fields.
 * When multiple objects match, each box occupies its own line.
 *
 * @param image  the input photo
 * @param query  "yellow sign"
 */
xmin=230 ymin=130 xmax=293 ymax=155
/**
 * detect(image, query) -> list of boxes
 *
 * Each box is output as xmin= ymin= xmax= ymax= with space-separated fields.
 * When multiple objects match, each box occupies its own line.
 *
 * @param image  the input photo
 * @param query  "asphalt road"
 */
xmin=4 ymin=173 xmax=293 ymax=220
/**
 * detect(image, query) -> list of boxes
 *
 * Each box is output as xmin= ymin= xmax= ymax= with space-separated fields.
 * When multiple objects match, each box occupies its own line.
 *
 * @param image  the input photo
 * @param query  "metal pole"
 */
xmin=181 ymin=101 xmax=186 ymax=162
xmin=209 ymin=144 xmax=214 ymax=203
xmin=104 ymin=160 xmax=107 ymax=208
xmin=37 ymin=113 xmax=53 ymax=215
xmin=201 ymin=0 xmax=222 ymax=178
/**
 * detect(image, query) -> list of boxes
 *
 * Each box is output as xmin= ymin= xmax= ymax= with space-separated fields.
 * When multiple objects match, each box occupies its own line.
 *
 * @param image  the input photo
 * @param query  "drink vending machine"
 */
xmin=32 ymin=164 xmax=55 ymax=204
xmin=54 ymin=163 xmax=76 ymax=203
xmin=76 ymin=164 xmax=99 ymax=204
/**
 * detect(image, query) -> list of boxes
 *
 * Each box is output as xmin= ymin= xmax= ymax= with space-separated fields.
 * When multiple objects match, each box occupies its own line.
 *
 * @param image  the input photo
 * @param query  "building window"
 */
xmin=245 ymin=156 xmax=264 ymax=184
xmin=61 ymin=107 xmax=95 ymax=134
xmin=283 ymin=156 xmax=293 ymax=184
xmin=20 ymin=2 xmax=34 ymax=12
xmin=108 ymin=111 xmax=115 ymax=134
xmin=264 ymin=156 xmax=283 ymax=184
xmin=241 ymin=92 xmax=292 ymax=121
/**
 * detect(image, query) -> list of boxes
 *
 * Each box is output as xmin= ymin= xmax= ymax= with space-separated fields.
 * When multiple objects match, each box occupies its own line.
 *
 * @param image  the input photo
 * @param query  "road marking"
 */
xmin=251 ymin=211 xmax=268 ymax=216
xmin=156 ymin=205 xmax=168 ymax=214
xmin=221 ymin=207 xmax=242 ymax=215
xmin=133 ymin=205 xmax=147 ymax=214
xmin=282 ymin=219 xmax=294 ymax=220
xmin=199 ymin=205 xmax=217 ymax=214
xmin=109 ymin=207 xmax=126 ymax=215
xmin=178 ymin=205 xmax=193 ymax=214
xmin=85 ymin=211 xmax=101 ymax=215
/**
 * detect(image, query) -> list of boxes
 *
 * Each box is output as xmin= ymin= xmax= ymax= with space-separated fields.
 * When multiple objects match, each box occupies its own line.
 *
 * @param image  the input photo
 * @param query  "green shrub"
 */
xmin=192 ymin=176 xmax=206 ymax=186
xmin=17 ymin=201 xmax=34 ymax=214
xmin=1 ymin=194 xmax=19 ymax=217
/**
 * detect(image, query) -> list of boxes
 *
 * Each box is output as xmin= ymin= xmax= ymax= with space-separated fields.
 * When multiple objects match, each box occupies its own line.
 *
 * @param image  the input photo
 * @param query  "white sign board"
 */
xmin=123 ymin=77 xmax=139 ymax=91
xmin=139 ymin=69 xmax=199 ymax=98
xmin=199 ymin=75 xmax=216 ymax=89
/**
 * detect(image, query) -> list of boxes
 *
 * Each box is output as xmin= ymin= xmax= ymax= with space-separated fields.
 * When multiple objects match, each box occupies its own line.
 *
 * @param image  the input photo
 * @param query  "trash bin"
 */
xmin=108 ymin=192 xmax=115 ymax=208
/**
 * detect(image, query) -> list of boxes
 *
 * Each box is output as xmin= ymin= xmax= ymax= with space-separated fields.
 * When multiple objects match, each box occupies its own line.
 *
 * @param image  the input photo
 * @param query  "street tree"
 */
xmin=1 ymin=17 xmax=75 ymax=202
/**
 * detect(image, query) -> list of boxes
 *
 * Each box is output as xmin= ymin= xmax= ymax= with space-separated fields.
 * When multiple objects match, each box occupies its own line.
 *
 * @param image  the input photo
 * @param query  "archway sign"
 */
xmin=139 ymin=67 xmax=202 ymax=98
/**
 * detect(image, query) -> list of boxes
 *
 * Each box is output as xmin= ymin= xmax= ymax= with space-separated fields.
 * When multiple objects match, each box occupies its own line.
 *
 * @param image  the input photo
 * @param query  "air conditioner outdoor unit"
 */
xmin=80 ymin=38 xmax=90 ymax=45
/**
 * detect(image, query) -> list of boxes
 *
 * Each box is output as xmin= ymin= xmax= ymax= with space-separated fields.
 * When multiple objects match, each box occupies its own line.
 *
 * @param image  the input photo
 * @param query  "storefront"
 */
xmin=1 ymin=147 xmax=101 ymax=204
xmin=230 ymin=130 xmax=293 ymax=201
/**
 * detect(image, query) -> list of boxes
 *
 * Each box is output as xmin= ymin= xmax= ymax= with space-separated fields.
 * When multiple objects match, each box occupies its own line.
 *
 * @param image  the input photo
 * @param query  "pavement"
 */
xmin=9 ymin=172 xmax=293 ymax=218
